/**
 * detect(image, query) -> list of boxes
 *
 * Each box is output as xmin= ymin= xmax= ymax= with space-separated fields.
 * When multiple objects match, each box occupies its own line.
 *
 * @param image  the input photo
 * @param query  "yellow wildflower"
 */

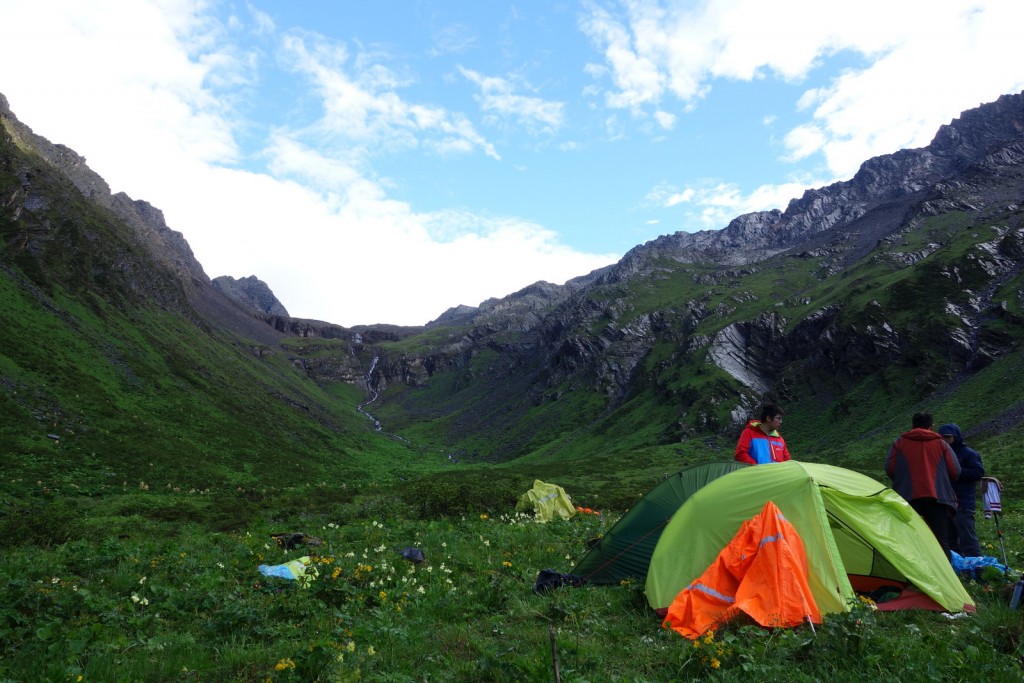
xmin=710 ymin=658 xmax=721 ymax=669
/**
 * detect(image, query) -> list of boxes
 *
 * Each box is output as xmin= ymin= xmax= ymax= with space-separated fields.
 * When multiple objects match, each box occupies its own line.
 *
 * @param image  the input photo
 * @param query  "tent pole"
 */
xmin=993 ymin=512 xmax=1009 ymax=567
xmin=549 ymin=624 xmax=561 ymax=683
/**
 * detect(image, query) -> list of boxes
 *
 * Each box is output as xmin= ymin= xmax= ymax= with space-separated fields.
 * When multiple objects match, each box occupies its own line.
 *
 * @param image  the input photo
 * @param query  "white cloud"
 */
xmin=653 ymin=110 xmax=676 ymax=130
xmin=246 ymin=3 xmax=276 ymax=36
xmin=783 ymin=124 xmax=827 ymax=162
xmin=165 ymin=139 xmax=618 ymax=325
xmin=0 ymin=0 xmax=615 ymax=326
xmin=579 ymin=2 xmax=667 ymax=110
xmin=647 ymin=177 xmax=823 ymax=230
xmin=0 ymin=0 xmax=241 ymax=186
xmin=583 ymin=0 xmax=1024 ymax=178
xmin=458 ymin=67 xmax=566 ymax=134
xmin=278 ymin=33 xmax=501 ymax=161
xmin=430 ymin=23 xmax=477 ymax=56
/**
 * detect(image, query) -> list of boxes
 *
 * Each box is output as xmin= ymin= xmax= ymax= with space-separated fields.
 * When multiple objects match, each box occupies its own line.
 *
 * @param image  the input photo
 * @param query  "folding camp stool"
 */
xmin=981 ymin=477 xmax=1008 ymax=567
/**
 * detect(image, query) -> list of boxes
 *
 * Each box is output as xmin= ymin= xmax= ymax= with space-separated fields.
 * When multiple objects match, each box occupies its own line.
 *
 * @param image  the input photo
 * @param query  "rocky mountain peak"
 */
xmin=614 ymin=91 xmax=1024 ymax=277
xmin=0 ymin=93 xmax=211 ymax=292
xmin=212 ymin=275 xmax=290 ymax=317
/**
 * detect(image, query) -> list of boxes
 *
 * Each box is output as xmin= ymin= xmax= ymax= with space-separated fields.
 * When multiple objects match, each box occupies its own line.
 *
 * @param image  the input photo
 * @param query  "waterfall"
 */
xmin=357 ymin=355 xmax=382 ymax=431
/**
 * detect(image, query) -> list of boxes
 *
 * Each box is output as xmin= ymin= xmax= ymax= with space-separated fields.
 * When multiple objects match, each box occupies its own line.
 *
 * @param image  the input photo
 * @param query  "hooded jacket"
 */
xmin=937 ymin=424 xmax=984 ymax=511
xmin=885 ymin=427 xmax=961 ymax=511
xmin=734 ymin=420 xmax=791 ymax=464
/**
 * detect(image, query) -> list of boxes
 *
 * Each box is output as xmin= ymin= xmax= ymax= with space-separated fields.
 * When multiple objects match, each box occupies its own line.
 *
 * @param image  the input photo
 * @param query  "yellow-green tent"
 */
xmin=516 ymin=480 xmax=576 ymax=522
xmin=645 ymin=461 xmax=975 ymax=615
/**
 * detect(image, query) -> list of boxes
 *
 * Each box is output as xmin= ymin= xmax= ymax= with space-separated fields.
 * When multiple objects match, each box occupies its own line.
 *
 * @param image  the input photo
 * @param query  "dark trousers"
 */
xmin=953 ymin=508 xmax=982 ymax=557
xmin=911 ymin=498 xmax=956 ymax=561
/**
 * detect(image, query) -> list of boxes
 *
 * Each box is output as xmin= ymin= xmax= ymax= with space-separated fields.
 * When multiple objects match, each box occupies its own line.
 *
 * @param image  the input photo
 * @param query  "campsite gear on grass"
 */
xmin=981 ymin=477 xmax=1008 ymax=567
xmin=399 ymin=547 xmax=425 ymax=564
xmin=571 ymin=461 xmax=748 ymax=584
xmin=533 ymin=569 xmax=586 ymax=593
xmin=983 ymin=476 xmax=1003 ymax=516
xmin=1011 ymin=580 xmax=1023 ymax=610
xmin=646 ymin=461 xmax=975 ymax=617
xmin=663 ymin=501 xmax=821 ymax=639
xmin=516 ymin=480 xmax=576 ymax=522
xmin=950 ymin=551 xmax=1008 ymax=579
xmin=257 ymin=556 xmax=318 ymax=588
xmin=271 ymin=532 xmax=322 ymax=550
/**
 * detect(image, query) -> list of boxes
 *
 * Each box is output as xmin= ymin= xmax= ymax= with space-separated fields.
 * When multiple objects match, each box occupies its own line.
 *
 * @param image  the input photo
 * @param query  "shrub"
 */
xmin=0 ymin=497 xmax=85 ymax=547
xmin=397 ymin=473 xmax=528 ymax=518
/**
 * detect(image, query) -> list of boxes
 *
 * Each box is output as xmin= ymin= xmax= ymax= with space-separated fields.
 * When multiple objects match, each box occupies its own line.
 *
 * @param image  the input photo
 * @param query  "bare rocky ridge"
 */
xmin=1 ymin=92 xmax=287 ymax=347
xmin=4 ymin=86 xmax=1024 ymax=454
xmin=357 ymin=92 xmax=1024 ymax=444
xmin=212 ymin=275 xmax=290 ymax=317
xmin=610 ymin=92 xmax=1024 ymax=276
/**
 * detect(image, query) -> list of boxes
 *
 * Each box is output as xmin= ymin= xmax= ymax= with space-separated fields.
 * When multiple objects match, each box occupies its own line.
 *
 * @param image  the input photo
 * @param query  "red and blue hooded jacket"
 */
xmin=734 ymin=420 xmax=791 ymax=464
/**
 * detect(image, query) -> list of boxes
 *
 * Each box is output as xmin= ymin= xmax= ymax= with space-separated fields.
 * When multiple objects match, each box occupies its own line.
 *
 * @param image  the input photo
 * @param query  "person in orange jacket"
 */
xmin=885 ymin=412 xmax=961 ymax=559
xmin=735 ymin=403 xmax=791 ymax=464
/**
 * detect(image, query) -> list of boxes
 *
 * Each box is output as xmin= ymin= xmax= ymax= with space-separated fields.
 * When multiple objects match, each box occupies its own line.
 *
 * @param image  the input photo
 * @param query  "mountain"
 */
xmin=3 ymin=89 xmax=1024 ymax=518
xmin=348 ymin=92 xmax=1024 ymax=468
xmin=0 ymin=92 xmax=396 ymax=513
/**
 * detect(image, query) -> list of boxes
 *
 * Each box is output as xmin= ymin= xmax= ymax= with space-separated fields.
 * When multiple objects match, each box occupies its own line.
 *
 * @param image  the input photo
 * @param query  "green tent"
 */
xmin=571 ymin=461 xmax=748 ymax=584
xmin=516 ymin=480 xmax=576 ymax=522
xmin=646 ymin=461 xmax=975 ymax=615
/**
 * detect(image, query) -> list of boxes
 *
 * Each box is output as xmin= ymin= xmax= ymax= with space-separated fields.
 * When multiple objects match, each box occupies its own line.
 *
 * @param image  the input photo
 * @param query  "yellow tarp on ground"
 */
xmin=516 ymin=480 xmax=576 ymax=522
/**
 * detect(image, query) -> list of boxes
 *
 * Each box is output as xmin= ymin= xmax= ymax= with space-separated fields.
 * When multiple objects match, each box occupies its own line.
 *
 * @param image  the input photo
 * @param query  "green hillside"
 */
xmin=2 ymin=96 xmax=1023 ymax=681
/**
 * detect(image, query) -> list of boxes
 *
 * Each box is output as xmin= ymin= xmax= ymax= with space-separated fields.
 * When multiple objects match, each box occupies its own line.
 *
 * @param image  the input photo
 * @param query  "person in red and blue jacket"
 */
xmin=734 ymin=403 xmax=791 ymax=464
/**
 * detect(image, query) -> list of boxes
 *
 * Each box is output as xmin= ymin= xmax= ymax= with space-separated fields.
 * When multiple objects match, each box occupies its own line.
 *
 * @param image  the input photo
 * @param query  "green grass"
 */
xmin=1 ymin=492 xmax=1020 ymax=682
xmin=5 ymin=109 xmax=1024 ymax=680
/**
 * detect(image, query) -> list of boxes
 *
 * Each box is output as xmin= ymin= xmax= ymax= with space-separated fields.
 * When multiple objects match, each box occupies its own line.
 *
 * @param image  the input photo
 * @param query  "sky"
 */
xmin=2 ymin=1 xmax=1023 ymax=327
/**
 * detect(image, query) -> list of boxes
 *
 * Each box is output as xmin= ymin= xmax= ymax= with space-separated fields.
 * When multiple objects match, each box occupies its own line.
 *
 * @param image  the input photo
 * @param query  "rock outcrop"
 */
xmin=5 ymin=85 xmax=1024 ymax=462
xmin=213 ymin=275 xmax=290 ymax=317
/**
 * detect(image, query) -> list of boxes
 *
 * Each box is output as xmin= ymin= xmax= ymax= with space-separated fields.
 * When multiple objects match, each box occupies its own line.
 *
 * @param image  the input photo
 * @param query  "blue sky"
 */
xmin=2 ymin=1 xmax=1023 ymax=326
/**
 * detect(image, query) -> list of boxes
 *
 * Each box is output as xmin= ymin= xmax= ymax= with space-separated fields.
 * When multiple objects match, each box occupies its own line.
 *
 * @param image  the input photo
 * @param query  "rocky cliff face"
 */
xmin=212 ymin=275 xmax=290 ymax=317
xmin=611 ymin=93 xmax=1024 ymax=274
xmin=355 ymin=92 xmax=1024 ymax=452
xmin=0 ymin=94 xmax=211 ymax=295
xmin=5 ymin=84 xmax=1023 ymax=462
xmin=1 ymin=92 xmax=289 ymax=346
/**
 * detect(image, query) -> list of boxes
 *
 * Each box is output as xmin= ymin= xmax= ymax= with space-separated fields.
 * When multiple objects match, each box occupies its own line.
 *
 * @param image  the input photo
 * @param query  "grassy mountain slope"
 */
xmin=6 ymin=90 xmax=1024 ymax=519
xmin=2 ymin=92 xmax=1023 ymax=682
xmin=0 ymin=98 xmax=449 ymax=543
xmin=366 ymin=207 xmax=1024 ymax=496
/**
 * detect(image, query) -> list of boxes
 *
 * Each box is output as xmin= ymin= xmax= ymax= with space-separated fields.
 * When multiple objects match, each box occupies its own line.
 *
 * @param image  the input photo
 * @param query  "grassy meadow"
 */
xmin=2 ymin=463 xmax=1022 ymax=682
xmin=4 ymin=283 xmax=1024 ymax=681
xmin=3 ymin=119 xmax=1024 ymax=681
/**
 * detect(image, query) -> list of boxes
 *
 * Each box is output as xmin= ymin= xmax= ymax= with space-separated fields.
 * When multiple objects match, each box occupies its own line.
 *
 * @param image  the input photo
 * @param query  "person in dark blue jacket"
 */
xmin=937 ymin=423 xmax=985 ymax=557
